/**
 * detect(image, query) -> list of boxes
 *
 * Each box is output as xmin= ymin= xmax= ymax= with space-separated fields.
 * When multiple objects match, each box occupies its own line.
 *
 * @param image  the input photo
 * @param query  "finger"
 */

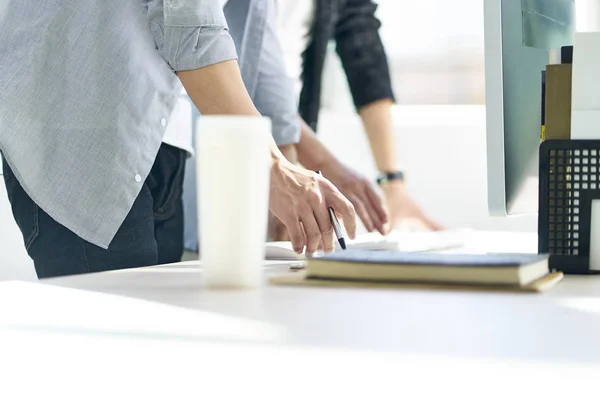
xmin=362 ymin=192 xmax=382 ymax=230
xmin=347 ymin=194 xmax=374 ymax=233
xmin=286 ymin=218 xmax=306 ymax=253
xmin=359 ymin=190 xmax=383 ymax=235
xmin=424 ymin=216 xmax=445 ymax=231
xmin=290 ymin=223 xmax=308 ymax=247
xmin=329 ymin=193 xmax=358 ymax=240
xmin=364 ymin=182 xmax=389 ymax=234
xmin=301 ymin=211 xmax=322 ymax=254
xmin=307 ymin=190 xmax=336 ymax=253
xmin=315 ymin=208 xmax=336 ymax=253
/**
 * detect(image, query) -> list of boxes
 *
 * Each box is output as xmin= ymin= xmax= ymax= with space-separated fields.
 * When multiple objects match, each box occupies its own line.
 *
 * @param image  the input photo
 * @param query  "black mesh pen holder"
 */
xmin=539 ymin=139 xmax=600 ymax=274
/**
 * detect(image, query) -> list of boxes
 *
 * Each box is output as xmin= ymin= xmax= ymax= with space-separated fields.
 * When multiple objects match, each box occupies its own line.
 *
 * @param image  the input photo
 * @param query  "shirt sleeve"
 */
xmin=252 ymin=0 xmax=301 ymax=146
xmin=334 ymin=0 xmax=396 ymax=110
xmin=155 ymin=0 xmax=238 ymax=72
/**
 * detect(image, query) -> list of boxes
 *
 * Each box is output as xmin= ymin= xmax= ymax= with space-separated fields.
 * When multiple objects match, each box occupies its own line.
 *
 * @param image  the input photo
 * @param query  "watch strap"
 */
xmin=376 ymin=171 xmax=405 ymax=185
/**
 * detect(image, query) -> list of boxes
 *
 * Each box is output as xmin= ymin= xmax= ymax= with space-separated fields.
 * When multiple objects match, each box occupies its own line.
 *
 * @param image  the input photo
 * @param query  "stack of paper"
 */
xmin=265 ymin=229 xmax=470 ymax=260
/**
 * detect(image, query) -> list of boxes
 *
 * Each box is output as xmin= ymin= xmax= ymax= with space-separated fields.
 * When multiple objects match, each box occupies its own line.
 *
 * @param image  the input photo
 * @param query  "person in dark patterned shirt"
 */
xmin=270 ymin=0 xmax=443 ymax=239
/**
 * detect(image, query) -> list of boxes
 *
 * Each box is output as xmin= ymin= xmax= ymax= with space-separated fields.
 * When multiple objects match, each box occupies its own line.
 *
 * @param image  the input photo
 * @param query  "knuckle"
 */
xmin=347 ymin=202 xmax=356 ymax=214
xmin=307 ymin=231 xmax=321 ymax=242
xmin=291 ymin=235 xmax=305 ymax=246
xmin=305 ymin=187 xmax=321 ymax=205
xmin=318 ymin=179 xmax=333 ymax=193
xmin=299 ymin=204 xmax=313 ymax=217
xmin=308 ymin=175 xmax=320 ymax=189
xmin=308 ymin=190 xmax=322 ymax=204
xmin=277 ymin=210 xmax=296 ymax=223
xmin=321 ymin=225 xmax=334 ymax=235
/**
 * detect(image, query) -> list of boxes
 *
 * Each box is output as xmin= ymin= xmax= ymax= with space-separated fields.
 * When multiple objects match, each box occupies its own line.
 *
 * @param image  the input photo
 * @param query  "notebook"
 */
xmin=303 ymin=251 xmax=550 ymax=287
xmin=265 ymin=230 xmax=468 ymax=260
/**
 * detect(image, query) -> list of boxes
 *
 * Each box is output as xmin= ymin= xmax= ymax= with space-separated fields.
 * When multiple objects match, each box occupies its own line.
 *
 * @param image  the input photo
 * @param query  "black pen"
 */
xmin=315 ymin=171 xmax=347 ymax=250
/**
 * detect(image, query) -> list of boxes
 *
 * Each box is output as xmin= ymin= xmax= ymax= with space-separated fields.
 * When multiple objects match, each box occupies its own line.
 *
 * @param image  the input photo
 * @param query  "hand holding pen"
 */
xmin=268 ymin=162 xmax=356 ymax=255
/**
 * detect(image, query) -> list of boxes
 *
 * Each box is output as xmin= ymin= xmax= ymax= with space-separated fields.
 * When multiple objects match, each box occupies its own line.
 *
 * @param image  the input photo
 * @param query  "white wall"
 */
xmin=576 ymin=0 xmax=600 ymax=32
xmin=319 ymin=106 xmax=537 ymax=233
xmin=374 ymin=0 xmax=486 ymax=105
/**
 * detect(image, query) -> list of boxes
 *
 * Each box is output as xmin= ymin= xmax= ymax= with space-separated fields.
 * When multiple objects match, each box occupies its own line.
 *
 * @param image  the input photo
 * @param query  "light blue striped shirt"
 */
xmin=0 ymin=0 xmax=238 ymax=248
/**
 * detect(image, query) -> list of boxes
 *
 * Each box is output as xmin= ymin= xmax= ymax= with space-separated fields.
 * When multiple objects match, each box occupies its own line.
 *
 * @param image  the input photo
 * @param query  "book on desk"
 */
xmin=270 ymin=250 xmax=563 ymax=293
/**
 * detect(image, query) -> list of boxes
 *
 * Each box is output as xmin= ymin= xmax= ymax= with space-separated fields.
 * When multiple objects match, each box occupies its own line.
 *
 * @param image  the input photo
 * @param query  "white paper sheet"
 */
xmin=265 ymin=229 xmax=469 ymax=260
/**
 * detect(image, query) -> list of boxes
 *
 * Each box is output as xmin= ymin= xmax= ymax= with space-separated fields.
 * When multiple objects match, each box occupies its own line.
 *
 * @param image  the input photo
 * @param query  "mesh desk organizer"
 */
xmin=539 ymin=139 xmax=600 ymax=274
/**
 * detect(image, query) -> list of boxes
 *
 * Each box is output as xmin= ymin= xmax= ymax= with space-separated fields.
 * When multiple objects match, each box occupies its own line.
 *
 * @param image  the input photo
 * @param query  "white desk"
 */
xmin=1 ymin=231 xmax=600 ymax=399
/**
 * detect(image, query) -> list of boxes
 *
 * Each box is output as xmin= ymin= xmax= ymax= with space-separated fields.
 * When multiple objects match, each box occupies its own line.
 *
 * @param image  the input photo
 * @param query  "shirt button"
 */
xmin=134 ymin=174 xmax=142 ymax=183
xmin=160 ymin=118 xmax=167 ymax=127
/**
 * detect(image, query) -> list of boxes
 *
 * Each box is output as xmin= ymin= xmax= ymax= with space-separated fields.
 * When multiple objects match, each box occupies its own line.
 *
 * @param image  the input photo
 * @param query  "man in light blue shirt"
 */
xmin=0 ymin=0 xmax=356 ymax=278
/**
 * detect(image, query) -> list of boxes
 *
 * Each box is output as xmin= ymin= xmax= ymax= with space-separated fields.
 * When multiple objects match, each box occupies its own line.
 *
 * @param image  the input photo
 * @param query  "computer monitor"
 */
xmin=484 ymin=0 xmax=575 ymax=216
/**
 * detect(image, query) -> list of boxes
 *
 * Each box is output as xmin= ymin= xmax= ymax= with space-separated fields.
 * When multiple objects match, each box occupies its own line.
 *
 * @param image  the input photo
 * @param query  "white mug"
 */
xmin=197 ymin=116 xmax=271 ymax=288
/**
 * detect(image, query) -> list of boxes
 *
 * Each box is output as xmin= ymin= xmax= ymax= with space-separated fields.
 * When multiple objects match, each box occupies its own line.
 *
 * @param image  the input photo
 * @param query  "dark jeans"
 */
xmin=2 ymin=144 xmax=186 ymax=279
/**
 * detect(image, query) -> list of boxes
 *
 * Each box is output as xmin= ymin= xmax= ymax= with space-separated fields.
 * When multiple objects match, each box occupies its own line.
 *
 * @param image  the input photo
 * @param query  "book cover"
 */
xmin=313 ymin=250 xmax=548 ymax=268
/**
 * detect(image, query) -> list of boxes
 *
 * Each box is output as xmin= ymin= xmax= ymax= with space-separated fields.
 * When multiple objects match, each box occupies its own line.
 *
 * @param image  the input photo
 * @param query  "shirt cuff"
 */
xmin=270 ymin=116 xmax=301 ymax=146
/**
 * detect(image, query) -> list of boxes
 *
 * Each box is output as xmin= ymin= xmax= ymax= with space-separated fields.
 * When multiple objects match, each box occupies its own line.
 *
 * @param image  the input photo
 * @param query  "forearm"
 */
xmin=358 ymin=99 xmax=398 ymax=172
xmin=295 ymin=116 xmax=336 ymax=171
xmin=177 ymin=60 xmax=285 ymax=162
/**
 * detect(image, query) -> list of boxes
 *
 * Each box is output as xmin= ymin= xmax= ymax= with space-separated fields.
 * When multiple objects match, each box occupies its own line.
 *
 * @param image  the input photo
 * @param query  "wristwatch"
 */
xmin=376 ymin=171 xmax=405 ymax=186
